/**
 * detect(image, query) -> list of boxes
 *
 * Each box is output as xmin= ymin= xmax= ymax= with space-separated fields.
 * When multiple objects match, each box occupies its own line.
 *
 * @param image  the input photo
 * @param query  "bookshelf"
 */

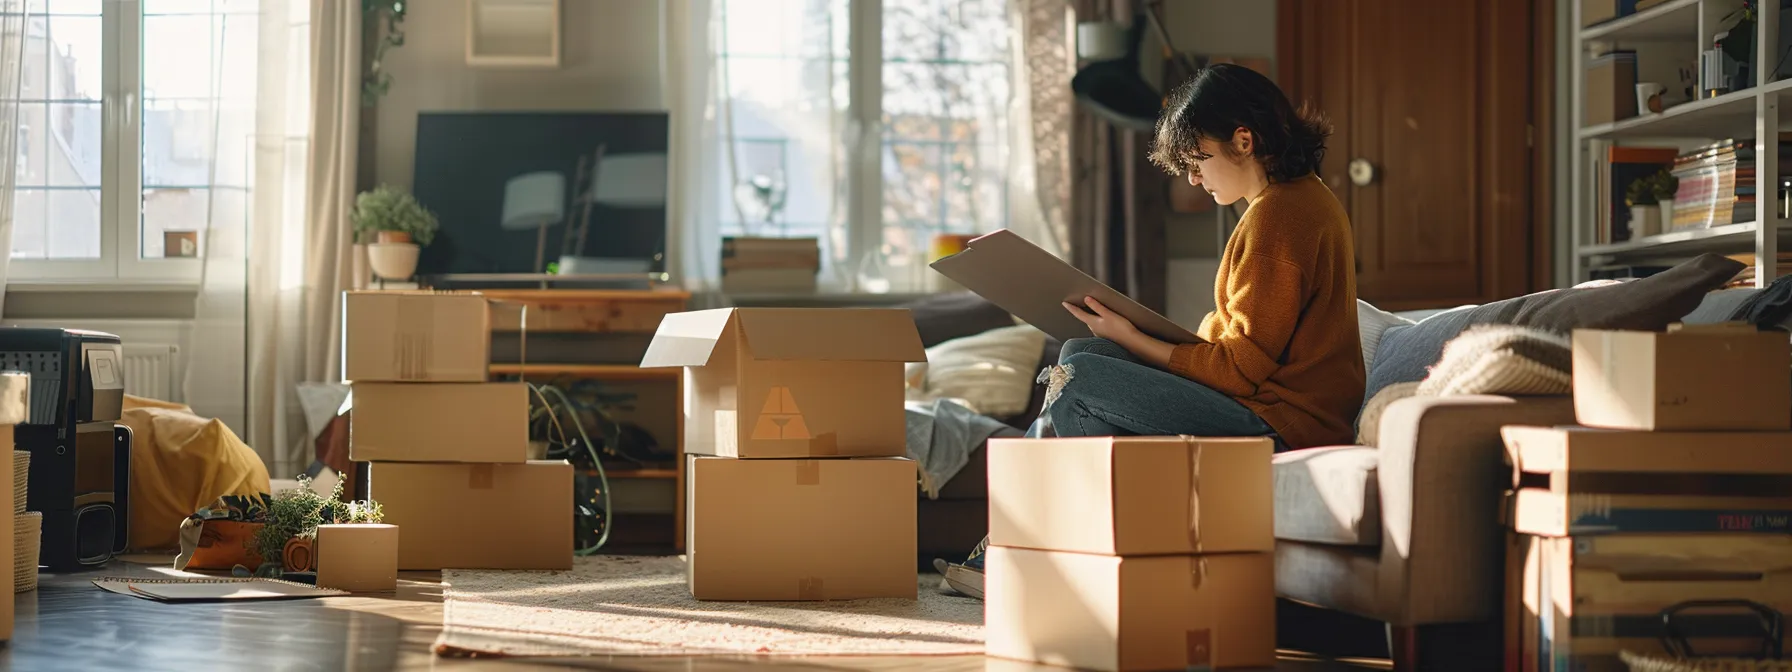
xmin=1570 ymin=0 xmax=1784 ymax=283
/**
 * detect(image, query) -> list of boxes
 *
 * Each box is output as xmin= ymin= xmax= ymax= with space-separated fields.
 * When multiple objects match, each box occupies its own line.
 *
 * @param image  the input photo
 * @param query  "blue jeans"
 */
xmin=1042 ymin=338 xmax=1285 ymax=450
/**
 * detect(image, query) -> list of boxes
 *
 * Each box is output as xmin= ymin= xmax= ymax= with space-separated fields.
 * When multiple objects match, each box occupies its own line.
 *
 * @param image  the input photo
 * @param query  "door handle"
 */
xmin=1348 ymin=158 xmax=1375 ymax=187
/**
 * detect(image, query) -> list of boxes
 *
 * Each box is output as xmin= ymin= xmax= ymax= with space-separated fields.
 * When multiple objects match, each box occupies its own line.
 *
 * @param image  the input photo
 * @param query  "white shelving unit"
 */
xmin=1571 ymin=0 xmax=1784 ymax=285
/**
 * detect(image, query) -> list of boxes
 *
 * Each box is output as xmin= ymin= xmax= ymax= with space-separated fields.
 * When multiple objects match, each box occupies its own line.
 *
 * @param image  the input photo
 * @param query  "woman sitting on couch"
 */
xmin=940 ymin=63 xmax=1365 ymax=598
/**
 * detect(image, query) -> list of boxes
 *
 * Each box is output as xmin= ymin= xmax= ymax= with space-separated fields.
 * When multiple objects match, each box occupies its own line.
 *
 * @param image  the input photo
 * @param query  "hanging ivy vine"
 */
xmin=362 ymin=0 xmax=408 ymax=106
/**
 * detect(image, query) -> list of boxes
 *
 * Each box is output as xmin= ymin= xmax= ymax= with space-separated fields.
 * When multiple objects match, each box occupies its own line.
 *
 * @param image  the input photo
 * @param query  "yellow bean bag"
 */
xmin=119 ymin=395 xmax=271 ymax=551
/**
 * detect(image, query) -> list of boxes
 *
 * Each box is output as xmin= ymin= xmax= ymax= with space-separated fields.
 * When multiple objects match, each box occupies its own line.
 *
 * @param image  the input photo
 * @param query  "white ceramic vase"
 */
xmin=1658 ymin=199 xmax=1675 ymax=234
xmin=1630 ymin=205 xmax=1661 ymax=238
xmin=368 ymin=242 xmax=420 ymax=281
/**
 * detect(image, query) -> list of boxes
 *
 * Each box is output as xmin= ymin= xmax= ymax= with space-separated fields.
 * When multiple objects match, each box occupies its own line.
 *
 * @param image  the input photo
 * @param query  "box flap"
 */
xmin=640 ymin=309 xmax=738 ymax=368
xmin=734 ymin=308 xmax=925 ymax=362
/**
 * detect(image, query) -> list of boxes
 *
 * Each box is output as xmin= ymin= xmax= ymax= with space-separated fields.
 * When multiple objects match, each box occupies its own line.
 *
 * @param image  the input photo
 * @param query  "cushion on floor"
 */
xmin=1272 ymin=446 xmax=1381 ymax=547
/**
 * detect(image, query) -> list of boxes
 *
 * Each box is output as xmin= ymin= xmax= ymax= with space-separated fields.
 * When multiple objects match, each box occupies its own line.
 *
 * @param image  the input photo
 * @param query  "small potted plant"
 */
xmin=251 ymin=477 xmax=384 ymax=578
xmin=1625 ymin=171 xmax=1667 ymax=238
xmin=1652 ymin=169 xmax=1678 ymax=233
xmin=352 ymin=185 xmax=439 ymax=281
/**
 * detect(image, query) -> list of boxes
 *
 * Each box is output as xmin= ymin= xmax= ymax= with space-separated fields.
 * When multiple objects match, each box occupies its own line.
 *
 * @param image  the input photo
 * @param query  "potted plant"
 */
xmin=251 ymin=477 xmax=384 ymax=577
xmin=352 ymin=185 xmax=439 ymax=281
xmin=1652 ymin=169 xmax=1678 ymax=233
xmin=1625 ymin=171 xmax=1666 ymax=238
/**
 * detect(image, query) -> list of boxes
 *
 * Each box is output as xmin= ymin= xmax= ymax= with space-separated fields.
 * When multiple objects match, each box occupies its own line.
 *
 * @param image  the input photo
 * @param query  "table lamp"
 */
xmin=502 ymin=170 xmax=567 ymax=274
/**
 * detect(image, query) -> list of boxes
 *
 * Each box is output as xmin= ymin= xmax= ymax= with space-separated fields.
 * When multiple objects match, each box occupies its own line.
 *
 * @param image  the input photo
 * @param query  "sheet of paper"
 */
xmin=93 ymin=577 xmax=345 ymax=602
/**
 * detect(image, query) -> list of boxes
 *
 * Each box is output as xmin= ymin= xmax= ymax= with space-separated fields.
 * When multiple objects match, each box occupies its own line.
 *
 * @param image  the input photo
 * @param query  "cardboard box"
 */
xmin=985 ymin=546 xmax=1274 ymax=671
xmin=1502 ymin=425 xmax=1792 ymax=477
xmin=988 ymin=436 xmax=1274 ymax=556
xmin=344 ymin=292 xmax=490 ymax=382
xmin=641 ymin=308 xmax=926 ymax=458
xmin=350 ymin=383 xmax=528 ymax=463
xmin=371 ymin=461 xmax=571 ymax=570
xmin=1583 ymin=51 xmax=1638 ymax=127
xmin=686 ymin=455 xmax=916 ymax=600
xmin=1579 ymin=0 xmax=1635 ymax=28
xmin=1522 ymin=534 xmax=1792 ymax=671
xmin=1572 ymin=326 xmax=1791 ymax=431
xmin=316 ymin=523 xmax=398 ymax=592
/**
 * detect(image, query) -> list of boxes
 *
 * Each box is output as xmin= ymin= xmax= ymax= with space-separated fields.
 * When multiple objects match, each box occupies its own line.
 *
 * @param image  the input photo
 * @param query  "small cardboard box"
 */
xmin=344 ymin=292 xmax=490 ymax=382
xmin=316 ymin=523 xmax=398 ymax=592
xmin=686 ymin=455 xmax=916 ymax=600
xmin=988 ymin=436 xmax=1274 ymax=556
xmin=1583 ymin=51 xmax=1638 ymax=127
xmin=641 ymin=308 xmax=926 ymax=458
xmin=371 ymin=461 xmax=571 ymax=570
xmin=350 ymin=382 xmax=528 ymax=463
xmin=1572 ymin=325 xmax=1791 ymax=432
xmin=985 ymin=546 xmax=1274 ymax=671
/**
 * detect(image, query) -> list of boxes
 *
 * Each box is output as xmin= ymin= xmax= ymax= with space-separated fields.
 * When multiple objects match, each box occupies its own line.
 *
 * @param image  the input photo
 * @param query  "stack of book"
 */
xmin=1502 ymin=323 xmax=1792 ymax=670
xmin=1668 ymin=136 xmax=1792 ymax=231
xmin=719 ymin=237 xmax=820 ymax=294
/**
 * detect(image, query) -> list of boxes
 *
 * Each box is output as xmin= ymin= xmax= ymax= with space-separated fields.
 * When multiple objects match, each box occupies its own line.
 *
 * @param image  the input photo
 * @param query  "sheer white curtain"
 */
xmin=187 ymin=0 xmax=317 ymax=477
xmin=1008 ymin=0 xmax=1072 ymax=258
xmin=0 ymin=1 xmax=23 ymax=307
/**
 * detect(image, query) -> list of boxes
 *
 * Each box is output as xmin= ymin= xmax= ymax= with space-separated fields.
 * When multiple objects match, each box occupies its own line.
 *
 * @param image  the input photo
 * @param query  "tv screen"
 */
xmin=411 ymin=111 xmax=670 ymax=277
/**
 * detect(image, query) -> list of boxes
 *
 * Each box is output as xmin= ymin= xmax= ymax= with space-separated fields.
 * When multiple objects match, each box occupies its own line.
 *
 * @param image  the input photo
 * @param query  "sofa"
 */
xmin=1272 ymin=282 xmax=1772 ymax=668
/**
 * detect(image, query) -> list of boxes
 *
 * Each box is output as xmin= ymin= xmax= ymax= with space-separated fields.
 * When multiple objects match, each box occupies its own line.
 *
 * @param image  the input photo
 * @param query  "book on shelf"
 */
xmin=1667 ymin=137 xmax=1792 ymax=231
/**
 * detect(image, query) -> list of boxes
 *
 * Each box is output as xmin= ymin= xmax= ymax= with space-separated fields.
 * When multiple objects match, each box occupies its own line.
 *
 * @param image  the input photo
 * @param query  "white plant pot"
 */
xmin=368 ymin=242 xmax=420 ymax=281
xmin=1658 ymin=199 xmax=1675 ymax=234
xmin=1630 ymin=204 xmax=1661 ymax=239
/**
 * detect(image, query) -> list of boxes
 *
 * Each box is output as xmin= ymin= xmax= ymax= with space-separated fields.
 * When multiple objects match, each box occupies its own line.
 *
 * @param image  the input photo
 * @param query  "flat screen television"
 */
xmin=411 ymin=111 xmax=670 ymax=279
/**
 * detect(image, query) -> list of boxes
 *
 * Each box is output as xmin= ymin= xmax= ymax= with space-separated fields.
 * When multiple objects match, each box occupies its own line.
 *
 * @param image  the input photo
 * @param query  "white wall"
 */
xmin=372 ymin=0 xmax=666 ymax=188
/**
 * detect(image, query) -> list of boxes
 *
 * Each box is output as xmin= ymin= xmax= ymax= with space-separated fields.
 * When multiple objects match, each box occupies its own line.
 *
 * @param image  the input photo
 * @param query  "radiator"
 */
xmin=123 ymin=344 xmax=182 ymax=403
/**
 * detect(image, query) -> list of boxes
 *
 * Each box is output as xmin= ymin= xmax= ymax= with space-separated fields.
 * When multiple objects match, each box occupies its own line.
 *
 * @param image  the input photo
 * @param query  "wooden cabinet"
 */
xmin=1278 ymin=0 xmax=1551 ymax=310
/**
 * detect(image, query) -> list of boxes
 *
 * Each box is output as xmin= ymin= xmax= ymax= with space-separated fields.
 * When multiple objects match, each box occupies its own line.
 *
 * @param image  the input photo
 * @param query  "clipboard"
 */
xmin=929 ymin=230 xmax=1201 ymax=345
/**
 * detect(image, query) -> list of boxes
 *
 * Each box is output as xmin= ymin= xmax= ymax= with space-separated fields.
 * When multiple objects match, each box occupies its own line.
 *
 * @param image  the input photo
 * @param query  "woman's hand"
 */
xmin=1063 ymin=297 xmax=1175 ymax=368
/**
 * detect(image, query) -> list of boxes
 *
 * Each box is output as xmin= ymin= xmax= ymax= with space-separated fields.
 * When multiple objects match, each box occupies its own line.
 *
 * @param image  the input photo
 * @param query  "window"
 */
xmin=7 ymin=0 xmax=265 ymax=283
xmin=714 ymin=0 xmax=1013 ymax=292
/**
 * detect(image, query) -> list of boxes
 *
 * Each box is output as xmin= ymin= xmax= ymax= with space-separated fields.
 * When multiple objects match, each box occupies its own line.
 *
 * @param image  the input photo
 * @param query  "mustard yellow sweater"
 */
xmin=1167 ymin=174 xmax=1364 ymax=449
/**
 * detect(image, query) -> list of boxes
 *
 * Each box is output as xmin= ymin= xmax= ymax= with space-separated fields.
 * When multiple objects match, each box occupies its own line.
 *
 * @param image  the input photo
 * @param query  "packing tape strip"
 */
xmin=1186 ymin=556 xmax=1212 ymax=669
xmin=468 ymin=464 xmax=495 ymax=490
xmin=1186 ymin=629 xmax=1213 ymax=669
xmin=795 ymin=460 xmax=821 ymax=486
xmin=0 ymin=371 xmax=29 ymax=425
xmin=797 ymin=577 xmax=824 ymax=600
xmin=1183 ymin=436 xmax=1202 ymax=552
xmin=394 ymin=298 xmax=433 ymax=381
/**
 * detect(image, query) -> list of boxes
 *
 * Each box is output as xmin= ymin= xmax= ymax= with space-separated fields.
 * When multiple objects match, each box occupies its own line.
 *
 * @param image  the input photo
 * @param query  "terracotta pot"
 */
xmin=375 ymin=230 xmax=412 ymax=244
xmin=368 ymin=242 xmax=421 ymax=281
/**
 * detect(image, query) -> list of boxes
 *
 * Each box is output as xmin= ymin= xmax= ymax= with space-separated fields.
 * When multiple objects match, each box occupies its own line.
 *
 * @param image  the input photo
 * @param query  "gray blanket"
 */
xmin=905 ymin=399 xmax=1022 ymax=498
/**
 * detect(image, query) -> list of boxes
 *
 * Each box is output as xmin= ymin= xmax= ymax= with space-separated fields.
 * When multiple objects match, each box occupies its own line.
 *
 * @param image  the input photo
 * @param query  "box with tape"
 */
xmin=987 ymin=436 xmax=1274 ymax=555
xmin=984 ymin=546 xmax=1275 ymax=672
xmin=641 ymin=308 xmax=925 ymax=459
xmin=369 ymin=461 xmax=572 ymax=570
xmin=344 ymin=291 xmax=491 ymax=383
xmin=1571 ymin=324 xmax=1791 ymax=432
xmin=685 ymin=455 xmax=915 ymax=600
xmin=349 ymin=382 xmax=528 ymax=463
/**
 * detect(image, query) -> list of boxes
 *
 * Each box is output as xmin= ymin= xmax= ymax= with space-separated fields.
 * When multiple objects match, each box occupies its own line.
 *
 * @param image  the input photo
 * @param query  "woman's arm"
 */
xmin=1061 ymin=298 xmax=1178 ymax=369
xmin=1166 ymin=252 xmax=1307 ymax=396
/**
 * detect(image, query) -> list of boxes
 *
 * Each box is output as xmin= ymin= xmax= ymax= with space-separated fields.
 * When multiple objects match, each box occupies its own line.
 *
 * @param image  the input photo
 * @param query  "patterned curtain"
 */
xmin=1008 ymin=0 xmax=1073 ymax=257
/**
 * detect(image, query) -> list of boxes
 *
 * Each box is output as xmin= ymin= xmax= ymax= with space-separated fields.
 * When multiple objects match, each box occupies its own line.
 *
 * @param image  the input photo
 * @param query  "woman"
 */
xmin=939 ymin=63 xmax=1363 ymax=598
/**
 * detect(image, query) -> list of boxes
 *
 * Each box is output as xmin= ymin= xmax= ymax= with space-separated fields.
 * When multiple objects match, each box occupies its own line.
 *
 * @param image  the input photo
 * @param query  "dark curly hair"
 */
xmin=1148 ymin=63 xmax=1331 ymax=183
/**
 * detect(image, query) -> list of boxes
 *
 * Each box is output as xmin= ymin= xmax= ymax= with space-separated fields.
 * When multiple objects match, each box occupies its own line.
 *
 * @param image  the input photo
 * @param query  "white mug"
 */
xmin=1636 ymin=82 xmax=1667 ymax=113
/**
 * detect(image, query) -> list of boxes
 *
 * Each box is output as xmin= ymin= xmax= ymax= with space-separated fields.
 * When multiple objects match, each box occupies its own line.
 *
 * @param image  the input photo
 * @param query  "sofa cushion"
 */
xmin=1273 ymin=446 xmax=1381 ymax=547
xmin=1364 ymin=253 xmax=1745 ymax=401
xmin=1356 ymin=300 xmax=1414 ymax=372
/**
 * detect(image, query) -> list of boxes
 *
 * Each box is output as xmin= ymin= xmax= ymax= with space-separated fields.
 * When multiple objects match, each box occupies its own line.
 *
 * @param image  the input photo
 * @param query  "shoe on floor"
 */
xmin=935 ymin=535 xmax=988 ymax=599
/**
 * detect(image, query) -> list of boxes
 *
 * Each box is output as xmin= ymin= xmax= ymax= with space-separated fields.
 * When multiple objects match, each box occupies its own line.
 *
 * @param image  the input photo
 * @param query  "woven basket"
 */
xmin=11 ymin=450 xmax=25 ymax=514
xmin=1622 ymin=651 xmax=1792 ymax=672
xmin=14 ymin=511 xmax=39 ymax=593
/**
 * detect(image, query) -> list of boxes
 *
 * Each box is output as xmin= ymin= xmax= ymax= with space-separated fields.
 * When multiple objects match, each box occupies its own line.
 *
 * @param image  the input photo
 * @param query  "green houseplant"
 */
xmin=352 ymin=185 xmax=439 ymax=281
xmin=1624 ymin=169 xmax=1677 ymax=239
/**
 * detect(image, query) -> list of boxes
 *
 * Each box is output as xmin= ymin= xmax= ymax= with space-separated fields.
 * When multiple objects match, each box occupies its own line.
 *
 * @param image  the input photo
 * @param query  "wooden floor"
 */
xmin=0 ymin=557 xmax=1390 ymax=671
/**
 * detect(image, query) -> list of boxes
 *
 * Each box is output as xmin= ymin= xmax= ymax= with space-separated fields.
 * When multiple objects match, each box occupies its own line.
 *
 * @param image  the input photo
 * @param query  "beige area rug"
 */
xmin=435 ymin=555 xmax=985 ymax=657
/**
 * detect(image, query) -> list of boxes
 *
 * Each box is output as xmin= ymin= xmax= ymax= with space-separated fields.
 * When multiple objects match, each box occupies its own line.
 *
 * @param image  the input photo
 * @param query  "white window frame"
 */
xmin=9 ymin=0 xmax=203 ymax=285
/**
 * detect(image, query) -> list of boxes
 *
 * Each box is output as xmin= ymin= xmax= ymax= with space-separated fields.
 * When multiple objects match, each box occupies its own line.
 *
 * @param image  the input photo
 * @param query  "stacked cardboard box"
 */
xmin=345 ymin=291 xmax=571 ymax=571
xmin=983 ymin=436 xmax=1277 ymax=671
xmin=1502 ymin=323 xmax=1792 ymax=671
xmin=641 ymin=308 xmax=925 ymax=600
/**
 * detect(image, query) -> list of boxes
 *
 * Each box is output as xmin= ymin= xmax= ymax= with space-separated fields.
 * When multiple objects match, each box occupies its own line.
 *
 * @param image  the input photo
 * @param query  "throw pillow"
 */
xmin=1356 ymin=300 xmax=1415 ymax=372
xmin=1364 ymin=253 xmax=1745 ymax=401
xmin=1415 ymin=325 xmax=1571 ymax=397
xmin=914 ymin=324 xmax=1047 ymax=418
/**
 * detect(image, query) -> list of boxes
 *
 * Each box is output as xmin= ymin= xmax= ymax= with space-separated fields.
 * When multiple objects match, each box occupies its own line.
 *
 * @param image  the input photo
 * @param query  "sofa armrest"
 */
xmin=1373 ymin=394 xmax=1575 ymax=624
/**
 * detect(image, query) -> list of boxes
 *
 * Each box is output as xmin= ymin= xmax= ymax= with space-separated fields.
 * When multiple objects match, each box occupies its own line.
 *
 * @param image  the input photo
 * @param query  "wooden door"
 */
xmin=1279 ymin=0 xmax=1542 ymax=310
